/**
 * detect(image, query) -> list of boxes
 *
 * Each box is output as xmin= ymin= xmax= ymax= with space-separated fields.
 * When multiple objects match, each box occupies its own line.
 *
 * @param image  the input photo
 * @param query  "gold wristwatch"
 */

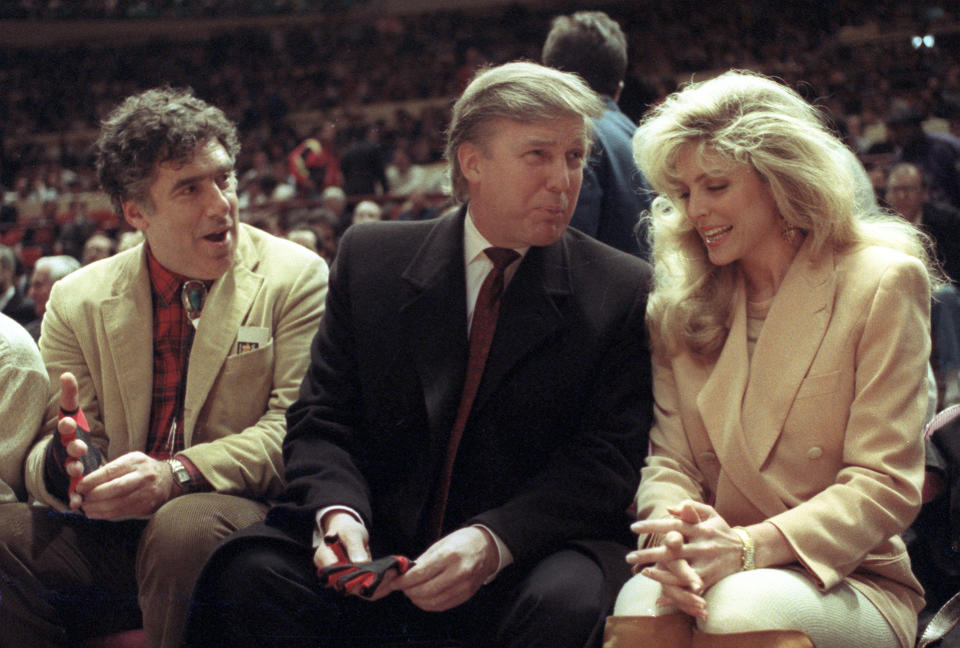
xmin=732 ymin=526 xmax=756 ymax=571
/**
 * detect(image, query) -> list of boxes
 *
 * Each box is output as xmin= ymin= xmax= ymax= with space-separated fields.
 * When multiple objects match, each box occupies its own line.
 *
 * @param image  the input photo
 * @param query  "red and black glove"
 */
xmin=318 ymin=536 xmax=414 ymax=598
xmin=42 ymin=405 xmax=103 ymax=501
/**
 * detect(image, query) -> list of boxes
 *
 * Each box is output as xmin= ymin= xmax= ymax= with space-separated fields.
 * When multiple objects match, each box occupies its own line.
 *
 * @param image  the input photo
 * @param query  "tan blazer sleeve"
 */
xmin=0 ymin=319 xmax=49 ymax=503
xmin=24 ymin=280 xmax=113 ymax=509
xmin=768 ymin=256 xmax=929 ymax=590
xmin=634 ymin=352 xmax=709 ymax=546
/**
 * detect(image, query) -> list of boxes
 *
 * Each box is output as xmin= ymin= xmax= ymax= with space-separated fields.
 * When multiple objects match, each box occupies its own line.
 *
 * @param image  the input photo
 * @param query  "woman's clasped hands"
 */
xmin=626 ymin=500 xmax=745 ymax=619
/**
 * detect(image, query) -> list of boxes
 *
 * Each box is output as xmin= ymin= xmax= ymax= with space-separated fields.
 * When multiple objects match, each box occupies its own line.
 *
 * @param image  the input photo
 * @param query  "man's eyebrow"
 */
xmin=519 ymin=136 xmax=558 ymax=147
xmin=168 ymin=163 xmax=233 ymax=195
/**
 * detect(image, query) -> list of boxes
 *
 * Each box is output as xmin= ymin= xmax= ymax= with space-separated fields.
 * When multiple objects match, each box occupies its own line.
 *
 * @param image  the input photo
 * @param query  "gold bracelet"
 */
xmin=731 ymin=526 xmax=755 ymax=571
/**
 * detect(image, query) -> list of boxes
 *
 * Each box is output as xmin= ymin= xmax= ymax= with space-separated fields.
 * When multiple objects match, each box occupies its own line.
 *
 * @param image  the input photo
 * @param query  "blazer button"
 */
xmin=699 ymin=451 xmax=718 ymax=465
xmin=807 ymin=446 xmax=823 ymax=460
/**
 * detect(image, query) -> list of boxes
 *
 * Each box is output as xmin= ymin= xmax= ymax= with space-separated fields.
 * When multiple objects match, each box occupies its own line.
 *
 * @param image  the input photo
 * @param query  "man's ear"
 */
xmin=121 ymin=200 xmax=149 ymax=232
xmin=458 ymin=142 xmax=483 ymax=184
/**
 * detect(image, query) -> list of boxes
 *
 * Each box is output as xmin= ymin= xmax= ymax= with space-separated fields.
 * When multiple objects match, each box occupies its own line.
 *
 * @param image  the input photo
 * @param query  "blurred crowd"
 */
xmin=1 ymin=0 xmax=959 ymax=272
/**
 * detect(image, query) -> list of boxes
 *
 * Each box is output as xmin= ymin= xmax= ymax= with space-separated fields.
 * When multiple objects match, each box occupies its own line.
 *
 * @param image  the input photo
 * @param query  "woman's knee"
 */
xmin=613 ymin=572 xmax=679 ymax=616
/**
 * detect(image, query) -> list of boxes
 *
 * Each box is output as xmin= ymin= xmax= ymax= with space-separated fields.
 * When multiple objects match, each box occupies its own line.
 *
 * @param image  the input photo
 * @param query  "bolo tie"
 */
xmin=165 ymin=280 xmax=207 ymax=455
xmin=181 ymin=279 xmax=207 ymax=326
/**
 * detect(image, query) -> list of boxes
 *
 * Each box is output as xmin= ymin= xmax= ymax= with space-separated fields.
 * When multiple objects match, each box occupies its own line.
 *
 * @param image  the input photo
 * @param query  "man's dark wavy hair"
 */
xmin=95 ymin=86 xmax=240 ymax=215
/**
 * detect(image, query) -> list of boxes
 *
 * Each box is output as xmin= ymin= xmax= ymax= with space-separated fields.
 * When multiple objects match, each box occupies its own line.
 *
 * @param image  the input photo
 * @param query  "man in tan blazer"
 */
xmin=0 ymin=87 xmax=327 ymax=648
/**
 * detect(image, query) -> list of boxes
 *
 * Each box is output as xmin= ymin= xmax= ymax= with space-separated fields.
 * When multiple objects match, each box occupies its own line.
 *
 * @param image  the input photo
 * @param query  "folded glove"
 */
xmin=43 ymin=405 xmax=104 ymax=501
xmin=318 ymin=536 xmax=414 ymax=598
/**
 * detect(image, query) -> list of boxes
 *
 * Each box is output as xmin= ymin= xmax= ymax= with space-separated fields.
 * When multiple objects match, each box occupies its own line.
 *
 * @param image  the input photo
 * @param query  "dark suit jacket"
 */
xmin=923 ymin=200 xmax=960 ymax=284
xmin=570 ymin=98 xmax=651 ymax=259
xmin=1 ymin=286 xmax=35 ymax=325
xmin=268 ymin=208 xmax=653 ymax=569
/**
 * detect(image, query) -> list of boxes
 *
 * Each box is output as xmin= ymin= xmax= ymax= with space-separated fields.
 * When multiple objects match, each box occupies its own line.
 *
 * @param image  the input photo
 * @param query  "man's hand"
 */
xmin=45 ymin=372 xmax=104 ymax=505
xmin=392 ymin=527 xmax=498 ymax=612
xmin=315 ymin=511 xmax=405 ymax=601
xmin=72 ymin=452 xmax=177 ymax=519
xmin=315 ymin=511 xmax=372 ymax=567
xmin=58 ymin=415 xmax=90 ymax=510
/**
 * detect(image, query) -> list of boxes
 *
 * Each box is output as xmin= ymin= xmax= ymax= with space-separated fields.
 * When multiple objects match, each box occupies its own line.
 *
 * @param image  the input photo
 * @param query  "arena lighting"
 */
xmin=911 ymin=34 xmax=936 ymax=48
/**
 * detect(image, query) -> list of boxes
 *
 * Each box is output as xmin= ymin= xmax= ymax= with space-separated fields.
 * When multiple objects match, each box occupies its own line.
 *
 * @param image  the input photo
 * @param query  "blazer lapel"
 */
xmin=183 ymin=229 xmax=263 ymax=443
xmin=697 ymin=275 xmax=751 ymax=469
xmin=473 ymin=239 xmax=568 ymax=414
xmin=399 ymin=211 xmax=470 ymax=439
xmin=697 ymin=272 xmax=787 ymax=515
xmin=102 ymin=248 xmax=153 ymax=453
xmin=742 ymin=239 xmax=835 ymax=465
xmin=698 ymin=239 xmax=835 ymax=516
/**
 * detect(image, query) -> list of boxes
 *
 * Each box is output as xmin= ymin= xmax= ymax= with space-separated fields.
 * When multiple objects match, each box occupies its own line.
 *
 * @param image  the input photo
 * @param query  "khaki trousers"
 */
xmin=0 ymin=493 xmax=268 ymax=648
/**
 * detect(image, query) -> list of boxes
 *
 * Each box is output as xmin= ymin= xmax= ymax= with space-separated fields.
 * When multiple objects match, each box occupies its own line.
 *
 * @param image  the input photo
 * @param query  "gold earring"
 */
xmin=780 ymin=218 xmax=804 ymax=244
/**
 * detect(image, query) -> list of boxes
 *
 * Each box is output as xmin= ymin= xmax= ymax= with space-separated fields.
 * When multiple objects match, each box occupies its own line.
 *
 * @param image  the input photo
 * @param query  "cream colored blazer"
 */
xmin=25 ymin=224 xmax=327 ymax=508
xmin=636 ymin=239 xmax=929 ymax=647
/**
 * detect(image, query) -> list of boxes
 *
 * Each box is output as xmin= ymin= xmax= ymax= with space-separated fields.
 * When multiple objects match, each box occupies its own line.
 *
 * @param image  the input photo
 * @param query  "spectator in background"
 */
xmin=289 ymin=122 xmax=342 ymax=199
xmin=396 ymin=189 xmax=442 ymax=222
xmin=116 ymin=229 xmax=144 ymax=253
xmin=286 ymin=224 xmax=322 ymax=256
xmin=238 ymin=148 xmax=273 ymax=196
xmin=886 ymin=162 xmax=960 ymax=414
xmin=321 ymin=185 xmax=349 ymax=232
xmin=886 ymin=106 xmax=960 ymax=210
xmin=886 ymin=162 xmax=960 ymax=284
xmin=81 ymin=232 xmax=115 ymax=266
xmin=542 ymin=10 xmax=652 ymax=258
xmin=0 ymin=245 xmax=36 ymax=325
xmin=351 ymin=199 xmax=382 ymax=226
xmin=340 ymin=124 xmax=388 ymax=196
xmin=25 ymin=254 xmax=80 ymax=340
xmin=386 ymin=144 xmax=429 ymax=197
xmin=270 ymin=159 xmax=299 ymax=201
xmin=56 ymin=199 xmax=98 ymax=261
xmin=238 ymin=175 xmax=274 ymax=210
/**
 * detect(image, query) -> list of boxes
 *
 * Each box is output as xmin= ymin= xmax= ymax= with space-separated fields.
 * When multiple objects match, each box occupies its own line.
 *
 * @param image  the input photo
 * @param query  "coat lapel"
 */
xmin=183 ymin=227 xmax=263 ymax=443
xmin=697 ymin=275 xmax=751 ymax=472
xmin=101 ymin=247 xmax=153 ymax=453
xmin=473 ymin=239 xmax=568 ymax=414
xmin=698 ymin=239 xmax=835 ymax=516
xmin=399 ymin=211 xmax=470 ymax=439
xmin=742 ymin=239 xmax=835 ymax=465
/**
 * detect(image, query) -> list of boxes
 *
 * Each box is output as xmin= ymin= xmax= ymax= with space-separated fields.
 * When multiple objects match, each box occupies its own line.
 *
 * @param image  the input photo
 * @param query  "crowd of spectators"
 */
xmin=1 ymin=0 xmax=959 ymax=278
xmin=0 ymin=0 xmax=368 ymax=20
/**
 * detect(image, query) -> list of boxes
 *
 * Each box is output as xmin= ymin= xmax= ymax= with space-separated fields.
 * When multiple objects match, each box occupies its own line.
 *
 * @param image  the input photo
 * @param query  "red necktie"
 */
xmin=427 ymin=247 xmax=519 ymax=540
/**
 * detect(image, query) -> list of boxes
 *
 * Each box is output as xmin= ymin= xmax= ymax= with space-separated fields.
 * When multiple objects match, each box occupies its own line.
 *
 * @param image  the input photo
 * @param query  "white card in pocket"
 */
xmin=237 ymin=325 xmax=270 ymax=354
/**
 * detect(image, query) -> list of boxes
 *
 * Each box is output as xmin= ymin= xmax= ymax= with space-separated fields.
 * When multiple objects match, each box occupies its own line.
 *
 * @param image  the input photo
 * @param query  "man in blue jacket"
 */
xmin=542 ymin=10 xmax=652 ymax=258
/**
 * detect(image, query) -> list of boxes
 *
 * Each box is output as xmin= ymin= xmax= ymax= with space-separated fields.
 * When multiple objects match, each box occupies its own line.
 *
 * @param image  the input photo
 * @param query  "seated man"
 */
xmin=184 ymin=61 xmax=653 ymax=648
xmin=24 ymin=254 xmax=81 ymax=340
xmin=0 ymin=87 xmax=327 ymax=648
xmin=0 ymin=244 xmax=35 ymax=325
xmin=0 ymin=311 xmax=48 ymax=504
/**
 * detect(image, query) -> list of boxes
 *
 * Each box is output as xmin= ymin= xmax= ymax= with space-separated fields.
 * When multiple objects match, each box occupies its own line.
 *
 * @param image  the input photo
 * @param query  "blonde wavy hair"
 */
xmin=634 ymin=70 xmax=940 ymax=359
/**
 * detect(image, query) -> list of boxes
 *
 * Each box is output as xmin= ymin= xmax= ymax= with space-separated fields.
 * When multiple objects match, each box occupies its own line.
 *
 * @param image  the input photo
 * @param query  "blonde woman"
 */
xmin=605 ymin=70 xmax=939 ymax=648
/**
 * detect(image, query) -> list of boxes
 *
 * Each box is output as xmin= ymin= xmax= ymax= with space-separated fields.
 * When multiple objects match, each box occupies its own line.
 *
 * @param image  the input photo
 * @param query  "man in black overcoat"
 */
xmin=184 ymin=60 xmax=653 ymax=648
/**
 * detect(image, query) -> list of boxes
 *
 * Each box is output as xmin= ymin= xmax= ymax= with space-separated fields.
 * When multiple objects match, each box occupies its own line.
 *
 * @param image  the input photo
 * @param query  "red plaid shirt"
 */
xmin=145 ymin=247 xmax=209 ymax=488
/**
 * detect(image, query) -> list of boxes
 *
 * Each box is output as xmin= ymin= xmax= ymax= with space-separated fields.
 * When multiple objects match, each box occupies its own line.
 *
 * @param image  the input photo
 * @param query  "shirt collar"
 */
xmin=463 ymin=208 xmax=528 ymax=267
xmin=146 ymin=244 xmax=193 ymax=307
